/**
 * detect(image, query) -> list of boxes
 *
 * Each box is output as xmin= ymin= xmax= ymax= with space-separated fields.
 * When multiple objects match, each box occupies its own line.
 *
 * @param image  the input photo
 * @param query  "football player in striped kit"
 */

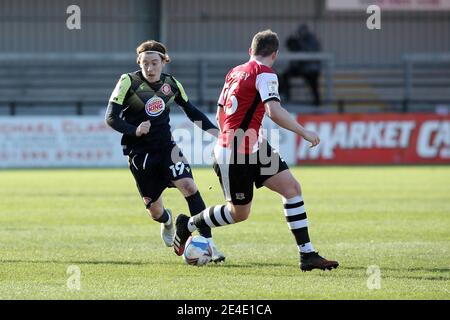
xmin=173 ymin=30 xmax=338 ymax=271
xmin=105 ymin=40 xmax=225 ymax=262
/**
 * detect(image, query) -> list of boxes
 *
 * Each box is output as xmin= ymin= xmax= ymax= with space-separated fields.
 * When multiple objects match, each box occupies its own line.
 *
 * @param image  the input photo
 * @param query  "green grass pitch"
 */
xmin=0 ymin=166 xmax=449 ymax=299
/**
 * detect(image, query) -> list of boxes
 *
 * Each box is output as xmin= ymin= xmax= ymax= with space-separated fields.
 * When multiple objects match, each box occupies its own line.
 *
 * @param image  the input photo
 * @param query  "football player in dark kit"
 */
xmin=105 ymin=40 xmax=225 ymax=262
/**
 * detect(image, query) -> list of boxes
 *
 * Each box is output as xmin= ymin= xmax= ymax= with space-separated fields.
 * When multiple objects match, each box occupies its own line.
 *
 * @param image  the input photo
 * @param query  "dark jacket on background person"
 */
xmin=286 ymin=25 xmax=322 ymax=75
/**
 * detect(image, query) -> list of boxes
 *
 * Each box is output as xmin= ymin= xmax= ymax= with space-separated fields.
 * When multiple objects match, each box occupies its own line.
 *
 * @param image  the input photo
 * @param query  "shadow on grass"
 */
xmin=342 ymin=266 xmax=450 ymax=273
xmin=335 ymin=266 xmax=450 ymax=281
xmin=0 ymin=259 xmax=292 ymax=268
xmin=1 ymin=259 xmax=159 ymax=266
xmin=5 ymin=260 xmax=446 ymax=279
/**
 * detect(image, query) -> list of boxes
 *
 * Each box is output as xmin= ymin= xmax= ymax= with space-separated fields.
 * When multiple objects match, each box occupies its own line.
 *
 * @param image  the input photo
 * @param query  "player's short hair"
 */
xmin=136 ymin=40 xmax=171 ymax=64
xmin=251 ymin=30 xmax=279 ymax=57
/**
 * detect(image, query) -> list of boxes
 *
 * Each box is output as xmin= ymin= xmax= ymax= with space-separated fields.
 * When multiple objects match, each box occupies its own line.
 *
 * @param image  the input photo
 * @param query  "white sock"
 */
xmin=187 ymin=217 xmax=197 ymax=232
xmin=299 ymin=242 xmax=315 ymax=253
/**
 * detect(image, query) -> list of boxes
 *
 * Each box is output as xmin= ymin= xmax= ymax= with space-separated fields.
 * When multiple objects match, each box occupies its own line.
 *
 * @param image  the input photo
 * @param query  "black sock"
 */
xmin=185 ymin=191 xmax=212 ymax=238
xmin=153 ymin=209 xmax=170 ymax=224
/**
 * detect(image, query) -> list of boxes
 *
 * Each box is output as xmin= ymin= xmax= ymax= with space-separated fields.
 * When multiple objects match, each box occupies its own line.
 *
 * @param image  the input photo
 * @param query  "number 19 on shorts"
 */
xmin=170 ymin=162 xmax=185 ymax=178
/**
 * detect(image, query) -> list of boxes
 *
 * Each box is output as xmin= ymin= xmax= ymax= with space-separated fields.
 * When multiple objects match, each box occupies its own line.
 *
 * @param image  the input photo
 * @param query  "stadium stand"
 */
xmin=1 ymin=54 xmax=449 ymax=116
xmin=0 ymin=55 xmax=135 ymax=115
xmin=1 ymin=0 xmax=449 ymax=116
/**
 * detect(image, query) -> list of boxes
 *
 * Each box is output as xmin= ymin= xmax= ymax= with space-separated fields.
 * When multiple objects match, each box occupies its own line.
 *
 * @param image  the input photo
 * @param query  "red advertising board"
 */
xmin=296 ymin=113 xmax=450 ymax=164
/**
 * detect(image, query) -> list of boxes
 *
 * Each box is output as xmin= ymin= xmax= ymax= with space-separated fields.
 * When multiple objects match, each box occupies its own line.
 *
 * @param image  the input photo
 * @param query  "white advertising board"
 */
xmin=0 ymin=114 xmax=297 ymax=168
xmin=0 ymin=116 xmax=124 ymax=168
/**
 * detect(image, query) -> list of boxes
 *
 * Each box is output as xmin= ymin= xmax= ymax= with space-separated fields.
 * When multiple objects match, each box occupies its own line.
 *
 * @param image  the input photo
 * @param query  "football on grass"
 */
xmin=183 ymin=235 xmax=213 ymax=266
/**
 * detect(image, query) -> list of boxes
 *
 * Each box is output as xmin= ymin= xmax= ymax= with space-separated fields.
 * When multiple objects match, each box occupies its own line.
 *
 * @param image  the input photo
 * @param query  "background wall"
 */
xmin=0 ymin=0 xmax=160 ymax=53
xmin=164 ymin=0 xmax=450 ymax=66
xmin=1 ymin=0 xmax=449 ymax=66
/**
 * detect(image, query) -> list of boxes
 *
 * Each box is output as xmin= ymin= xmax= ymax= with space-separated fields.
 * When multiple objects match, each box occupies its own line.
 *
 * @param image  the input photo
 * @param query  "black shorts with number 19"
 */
xmin=128 ymin=142 xmax=193 ymax=207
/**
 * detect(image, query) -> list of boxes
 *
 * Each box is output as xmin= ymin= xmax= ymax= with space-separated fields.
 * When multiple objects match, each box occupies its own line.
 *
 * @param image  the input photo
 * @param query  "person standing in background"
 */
xmin=279 ymin=24 xmax=322 ymax=107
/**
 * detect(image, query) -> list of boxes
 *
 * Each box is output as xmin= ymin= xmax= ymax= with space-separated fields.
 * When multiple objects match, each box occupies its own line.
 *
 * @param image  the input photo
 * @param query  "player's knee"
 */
xmin=283 ymin=179 xmax=302 ymax=199
xmin=178 ymin=180 xmax=198 ymax=196
xmin=230 ymin=206 xmax=251 ymax=223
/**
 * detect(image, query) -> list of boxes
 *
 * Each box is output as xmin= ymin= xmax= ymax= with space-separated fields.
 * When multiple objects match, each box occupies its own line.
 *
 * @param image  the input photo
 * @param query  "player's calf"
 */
xmin=184 ymin=190 xmax=212 ymax=238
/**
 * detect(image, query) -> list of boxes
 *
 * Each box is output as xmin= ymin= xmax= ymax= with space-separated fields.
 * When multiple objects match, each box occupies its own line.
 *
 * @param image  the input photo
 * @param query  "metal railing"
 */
xmin=165 ymin=52 xmax=335 ymax=106
xmin=403 ymin=53 xmax=450 ymax=111
xmin=0 ymin=99 xmax=103 ymax=116
xmin=1 ymin=52 xmax=450 ymax=115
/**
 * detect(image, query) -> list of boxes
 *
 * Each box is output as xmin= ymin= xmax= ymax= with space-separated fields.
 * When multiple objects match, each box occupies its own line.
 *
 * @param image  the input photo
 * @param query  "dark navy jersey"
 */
xmin=106 ymin=71 xmax=216 ymax=155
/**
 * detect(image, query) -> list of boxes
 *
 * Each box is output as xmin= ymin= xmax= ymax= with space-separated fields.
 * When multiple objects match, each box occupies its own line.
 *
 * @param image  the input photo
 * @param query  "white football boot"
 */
xmin=161 ymin=209 xmax=175 ymax=247
xmin=207 ymin=238 xmax=226 ymax=263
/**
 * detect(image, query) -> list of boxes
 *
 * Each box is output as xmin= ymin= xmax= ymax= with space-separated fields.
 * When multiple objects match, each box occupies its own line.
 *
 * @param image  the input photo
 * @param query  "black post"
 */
xmin=338 ymin=100 xmax=344 ymax=114
xmin=9 ymin=102 xmax=16 ymax=116
xmin=402 ymin=99 xmax=409 ymax=113
xmin=76 ymin=102 xmax=83 ymax=115
xmin=198 ymin=60 xmax=207 ymax=108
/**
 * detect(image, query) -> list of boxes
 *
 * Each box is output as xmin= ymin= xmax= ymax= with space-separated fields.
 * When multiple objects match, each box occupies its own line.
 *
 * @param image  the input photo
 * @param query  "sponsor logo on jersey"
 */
xmin=235 ymin=193 xmax=245 ymax=200
xmin=161 ymin=83 xmax=172 ymax=95
xmin=145 ymin=96 xmax=165 ymax=117
xmin=267 ymin=81 xmax=278 ymax=94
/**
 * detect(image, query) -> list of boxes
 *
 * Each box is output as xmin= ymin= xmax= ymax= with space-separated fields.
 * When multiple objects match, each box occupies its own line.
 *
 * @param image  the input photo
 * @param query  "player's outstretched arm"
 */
xmin=264 ymin=100 xmax=320 ymax=148
xmin=178 ymin=100 xmax=219 ymax=137
xmin=173 ymin=76 xmax=218 ymax=137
